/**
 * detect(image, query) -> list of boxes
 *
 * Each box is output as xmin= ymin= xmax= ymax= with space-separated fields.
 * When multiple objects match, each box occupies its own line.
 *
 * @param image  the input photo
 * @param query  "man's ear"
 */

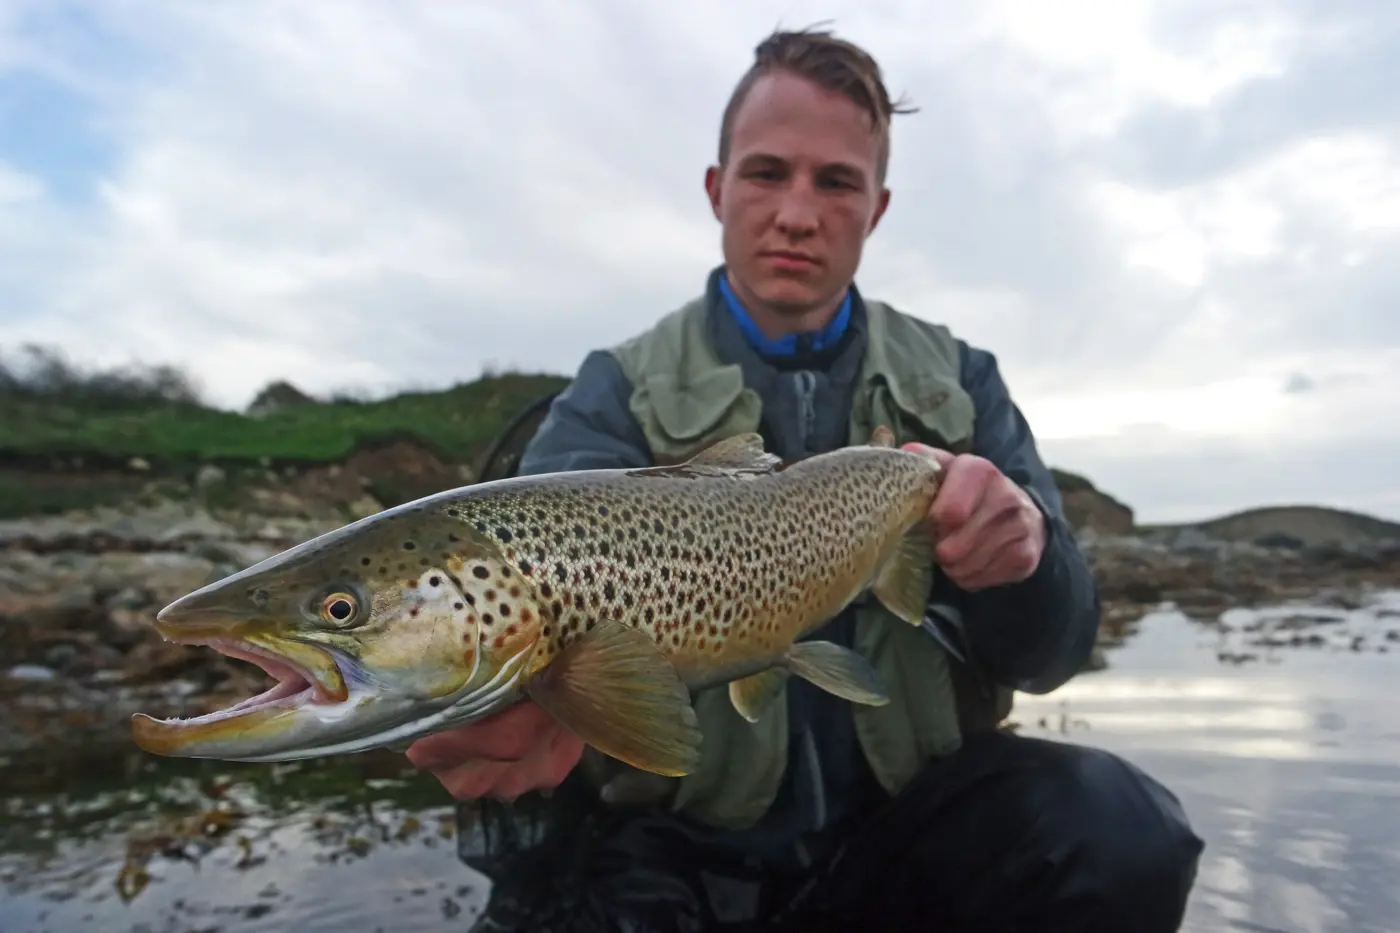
xmin=704 ymin=165 xmax=723 ymax=221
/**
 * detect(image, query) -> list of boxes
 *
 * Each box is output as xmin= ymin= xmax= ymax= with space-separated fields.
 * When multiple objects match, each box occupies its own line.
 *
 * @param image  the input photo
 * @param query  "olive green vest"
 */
xmin=599 ymin=293 xmax=979 ymax=830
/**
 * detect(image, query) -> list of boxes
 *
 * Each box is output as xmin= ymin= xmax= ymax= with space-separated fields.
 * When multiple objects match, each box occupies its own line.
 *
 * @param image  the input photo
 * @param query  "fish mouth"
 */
xmin=131 ymin=634 xmax=350 ymax=756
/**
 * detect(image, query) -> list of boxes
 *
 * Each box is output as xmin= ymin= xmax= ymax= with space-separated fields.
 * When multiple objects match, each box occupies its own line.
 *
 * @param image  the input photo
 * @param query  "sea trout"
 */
xmin=131 ymin=429 xmax=944 ymax=777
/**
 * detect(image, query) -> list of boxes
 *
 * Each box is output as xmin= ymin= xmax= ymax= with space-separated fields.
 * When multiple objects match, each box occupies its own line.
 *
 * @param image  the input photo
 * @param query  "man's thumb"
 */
xmin=900 ymin=441 xmax=956 ymax=469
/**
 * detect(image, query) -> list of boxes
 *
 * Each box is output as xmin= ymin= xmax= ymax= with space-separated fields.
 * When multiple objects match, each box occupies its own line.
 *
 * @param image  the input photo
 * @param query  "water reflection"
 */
xmin=1015 ymin=589 xmax=1400 ymax=933
xmin=0 ymin=750 xmax=495 ymax=932
xmin=3 ymin=590 xmax=1399 ymax=933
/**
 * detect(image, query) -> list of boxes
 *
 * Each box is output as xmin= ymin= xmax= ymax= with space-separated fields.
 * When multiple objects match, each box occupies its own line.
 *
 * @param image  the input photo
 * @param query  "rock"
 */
xmin=195 ymin=464 xmax=226 ymax=489
xmin=6 ymin=665 xmax=56 ymax=682
xmin=1053 ymin=470 xmax=1134 ymax=536
xmin=346 ymin=495 xmax=384 ymax=520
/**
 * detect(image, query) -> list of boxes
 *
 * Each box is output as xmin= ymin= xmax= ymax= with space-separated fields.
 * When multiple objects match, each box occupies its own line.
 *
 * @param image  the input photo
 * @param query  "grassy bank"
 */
xmin=1 ymin=345 xmax=567 ymax=468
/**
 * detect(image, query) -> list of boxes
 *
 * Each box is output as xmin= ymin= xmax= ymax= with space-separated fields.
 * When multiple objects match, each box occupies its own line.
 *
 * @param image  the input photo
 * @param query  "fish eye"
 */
xmin=319 ymin=591 xmax=359 ymax=626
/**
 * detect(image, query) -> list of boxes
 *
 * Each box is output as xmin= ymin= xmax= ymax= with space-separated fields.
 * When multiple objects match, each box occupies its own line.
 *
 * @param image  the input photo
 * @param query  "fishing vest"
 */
xmin=600 ymin=293 xmax=980 ymax=830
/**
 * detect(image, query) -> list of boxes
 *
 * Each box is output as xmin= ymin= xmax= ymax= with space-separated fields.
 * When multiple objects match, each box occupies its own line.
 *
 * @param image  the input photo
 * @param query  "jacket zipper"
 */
xmin=794 ymin=371 xmax=817 ymax=452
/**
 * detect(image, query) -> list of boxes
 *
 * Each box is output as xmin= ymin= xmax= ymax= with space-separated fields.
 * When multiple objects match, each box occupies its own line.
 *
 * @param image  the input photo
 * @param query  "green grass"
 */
xmin=1 ymin=370 xmax=569 ymax=467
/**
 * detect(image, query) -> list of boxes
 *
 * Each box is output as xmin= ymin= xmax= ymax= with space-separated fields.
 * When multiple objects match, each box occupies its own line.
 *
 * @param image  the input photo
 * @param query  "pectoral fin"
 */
xmin=525 ymin=620 xmax=702 ymax=777
xmin=784 ymin=641 xmax=889 ymax=707
xmin=872 ymin=522 xmax=934 ymax=625
xmin=728 ymin=667 xmax=790 ymax=723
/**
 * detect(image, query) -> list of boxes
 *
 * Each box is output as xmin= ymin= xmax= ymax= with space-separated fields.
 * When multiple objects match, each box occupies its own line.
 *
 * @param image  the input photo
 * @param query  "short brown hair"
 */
xmin=717 ymin=25 xmax=916 ymax=183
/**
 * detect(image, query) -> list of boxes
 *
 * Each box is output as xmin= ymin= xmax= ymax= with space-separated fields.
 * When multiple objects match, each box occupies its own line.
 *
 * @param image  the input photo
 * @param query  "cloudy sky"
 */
xmin=2 ymin=0 xmax=1398 ymax=523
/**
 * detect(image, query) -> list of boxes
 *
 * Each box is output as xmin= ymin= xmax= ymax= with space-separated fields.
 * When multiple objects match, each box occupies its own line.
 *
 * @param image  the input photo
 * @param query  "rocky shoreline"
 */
xmin=3 ymin=497 xmax=1399 ymax=760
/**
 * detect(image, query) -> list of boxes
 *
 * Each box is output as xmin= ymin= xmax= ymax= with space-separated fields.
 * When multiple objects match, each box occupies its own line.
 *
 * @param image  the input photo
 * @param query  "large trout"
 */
xmin=131 ymin=429 xmax=944 ymax=776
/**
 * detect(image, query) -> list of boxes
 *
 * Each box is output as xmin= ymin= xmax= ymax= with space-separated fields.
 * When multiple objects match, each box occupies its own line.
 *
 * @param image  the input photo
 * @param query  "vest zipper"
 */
xmin=794 ymin=370 xmax=817 ymax=450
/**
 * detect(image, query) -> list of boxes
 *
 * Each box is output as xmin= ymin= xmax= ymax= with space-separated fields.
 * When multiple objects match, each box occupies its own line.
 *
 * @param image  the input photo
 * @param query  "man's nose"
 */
xmin=774 ymin=181 xmax=819 ymax=236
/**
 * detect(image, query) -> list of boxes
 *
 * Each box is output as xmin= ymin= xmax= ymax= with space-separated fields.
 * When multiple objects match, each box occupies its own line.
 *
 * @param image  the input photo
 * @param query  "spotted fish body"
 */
xmin=131 ymin=431 xmax=944 ymax=777
xmin=464 ymin=438 xmax=940 ymax=685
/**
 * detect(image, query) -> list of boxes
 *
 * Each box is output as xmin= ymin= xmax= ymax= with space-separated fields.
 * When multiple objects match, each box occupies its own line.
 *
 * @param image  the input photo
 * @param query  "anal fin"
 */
xmin=872 ymin=521 xmax=934 ymax=625
xmin=784 ymin=641 xmax=889 ymax=707
xmin=525 ymin=620 xmax=702 ymax=777
xmin=728 ymin=667 xmax=790 ymax=723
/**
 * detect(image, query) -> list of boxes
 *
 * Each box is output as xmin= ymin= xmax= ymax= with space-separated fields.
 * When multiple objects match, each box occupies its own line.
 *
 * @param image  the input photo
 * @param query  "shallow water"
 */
xmin=3 ymin=589 xmax=1399 ymax=933
xmin=1015 ymin=588 xmax=1400 ymax=933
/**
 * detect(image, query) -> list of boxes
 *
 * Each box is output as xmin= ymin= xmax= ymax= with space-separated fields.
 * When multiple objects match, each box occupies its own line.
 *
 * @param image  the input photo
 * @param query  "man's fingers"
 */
xmin=941 ymin=514 xmax=1024 ymax=586
xmin=928 ymin=457 xmax=994 ymax=535
xmin=440 ymin=759 xmax=511 ymax=800
xmin=405 ymin=702 xmax=555 ymax=770
xmin=936 ymin=486 xmax=1023 ymax=566
xmin=900 ymin=441 xmax=955 ymax=469
xmin=493 ymin=733 xmax=584 ymax=801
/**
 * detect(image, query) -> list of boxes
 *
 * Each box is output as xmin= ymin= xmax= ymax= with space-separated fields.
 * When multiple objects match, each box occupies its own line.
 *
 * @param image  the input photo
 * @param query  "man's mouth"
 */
xmin=130 ymin=635 xmax=349 ymax=754
xmin=761 ymin=250 xmax=820 ymax=269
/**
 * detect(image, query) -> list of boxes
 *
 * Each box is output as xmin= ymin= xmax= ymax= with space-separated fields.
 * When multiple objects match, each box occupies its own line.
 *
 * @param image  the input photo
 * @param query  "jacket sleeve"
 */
xmin=515 ymin=350 xmax=653 ymax=476
xmin=925 ymin=341 xmax=1101 ymax=694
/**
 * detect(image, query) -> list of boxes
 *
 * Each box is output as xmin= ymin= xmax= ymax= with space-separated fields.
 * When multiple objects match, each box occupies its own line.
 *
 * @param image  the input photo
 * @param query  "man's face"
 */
xmin=706 ymin=69 xmax=891 ymax=322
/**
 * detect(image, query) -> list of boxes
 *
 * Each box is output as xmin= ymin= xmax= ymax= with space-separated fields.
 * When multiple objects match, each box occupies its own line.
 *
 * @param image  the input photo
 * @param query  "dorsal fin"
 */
xmin=627 ymin=432 xmax=781 ymax=480
xmin=869 ymin=425 xmax=896 ymax=448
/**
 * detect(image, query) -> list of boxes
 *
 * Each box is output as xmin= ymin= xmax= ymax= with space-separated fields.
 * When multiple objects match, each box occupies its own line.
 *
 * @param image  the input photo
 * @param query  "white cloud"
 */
xmin=0 ymin=0 xmax=1397 ymax=522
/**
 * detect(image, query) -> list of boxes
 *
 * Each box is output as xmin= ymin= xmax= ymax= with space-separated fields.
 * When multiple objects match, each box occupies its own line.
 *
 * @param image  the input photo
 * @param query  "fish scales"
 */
xmin=439 ymin=443 xmax=939 ymax=686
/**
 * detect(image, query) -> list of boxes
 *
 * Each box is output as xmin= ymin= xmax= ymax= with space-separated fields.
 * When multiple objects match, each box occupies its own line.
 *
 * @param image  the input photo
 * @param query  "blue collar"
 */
xmin=718 ymin=273 xmax=852 ymax=358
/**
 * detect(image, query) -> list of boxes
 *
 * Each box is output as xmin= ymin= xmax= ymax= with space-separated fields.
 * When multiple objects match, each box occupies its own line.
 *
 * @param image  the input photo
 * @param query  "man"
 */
xmin=409 ymin=27 xmax=1204 ymax=933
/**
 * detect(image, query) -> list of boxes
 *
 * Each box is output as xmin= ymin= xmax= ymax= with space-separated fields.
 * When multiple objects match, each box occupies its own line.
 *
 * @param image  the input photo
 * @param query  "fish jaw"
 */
xmin=130 ymin=631 xmax=371 ymax=760
xmin=131 ymin=607 xmax=541 ymax=763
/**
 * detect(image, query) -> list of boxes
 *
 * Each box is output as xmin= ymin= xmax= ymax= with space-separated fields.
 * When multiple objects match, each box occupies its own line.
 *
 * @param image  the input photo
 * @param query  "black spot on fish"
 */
xmin=472 ymin=565 xmax=490 ymax=579
xmin=496 ymin=527 xmax=513 ymax=544
xmin=429 ymin=576 xmax=441 ymax=587
xmin=360 ymin=557 xmax=371 ymax=566
xmin=403 ymin=541 xmax=416 ymax=551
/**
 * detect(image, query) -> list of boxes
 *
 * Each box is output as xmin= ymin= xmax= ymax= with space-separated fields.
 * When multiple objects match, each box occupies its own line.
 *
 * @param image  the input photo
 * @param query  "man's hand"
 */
xmin=404 ymin=701 xmax=584 ymax=801
xmin=903 ymin=443 xmax=1047 ymax=592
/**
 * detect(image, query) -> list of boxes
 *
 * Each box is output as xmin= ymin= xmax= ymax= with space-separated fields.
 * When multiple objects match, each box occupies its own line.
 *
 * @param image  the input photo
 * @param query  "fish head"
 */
xmin=131 ymin=501 xmax=544 ymax=761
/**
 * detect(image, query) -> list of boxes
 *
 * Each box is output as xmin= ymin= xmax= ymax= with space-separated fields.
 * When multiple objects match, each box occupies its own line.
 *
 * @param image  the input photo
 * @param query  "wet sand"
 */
xmin=3 ymin=588 xmax=1398 ymax=933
